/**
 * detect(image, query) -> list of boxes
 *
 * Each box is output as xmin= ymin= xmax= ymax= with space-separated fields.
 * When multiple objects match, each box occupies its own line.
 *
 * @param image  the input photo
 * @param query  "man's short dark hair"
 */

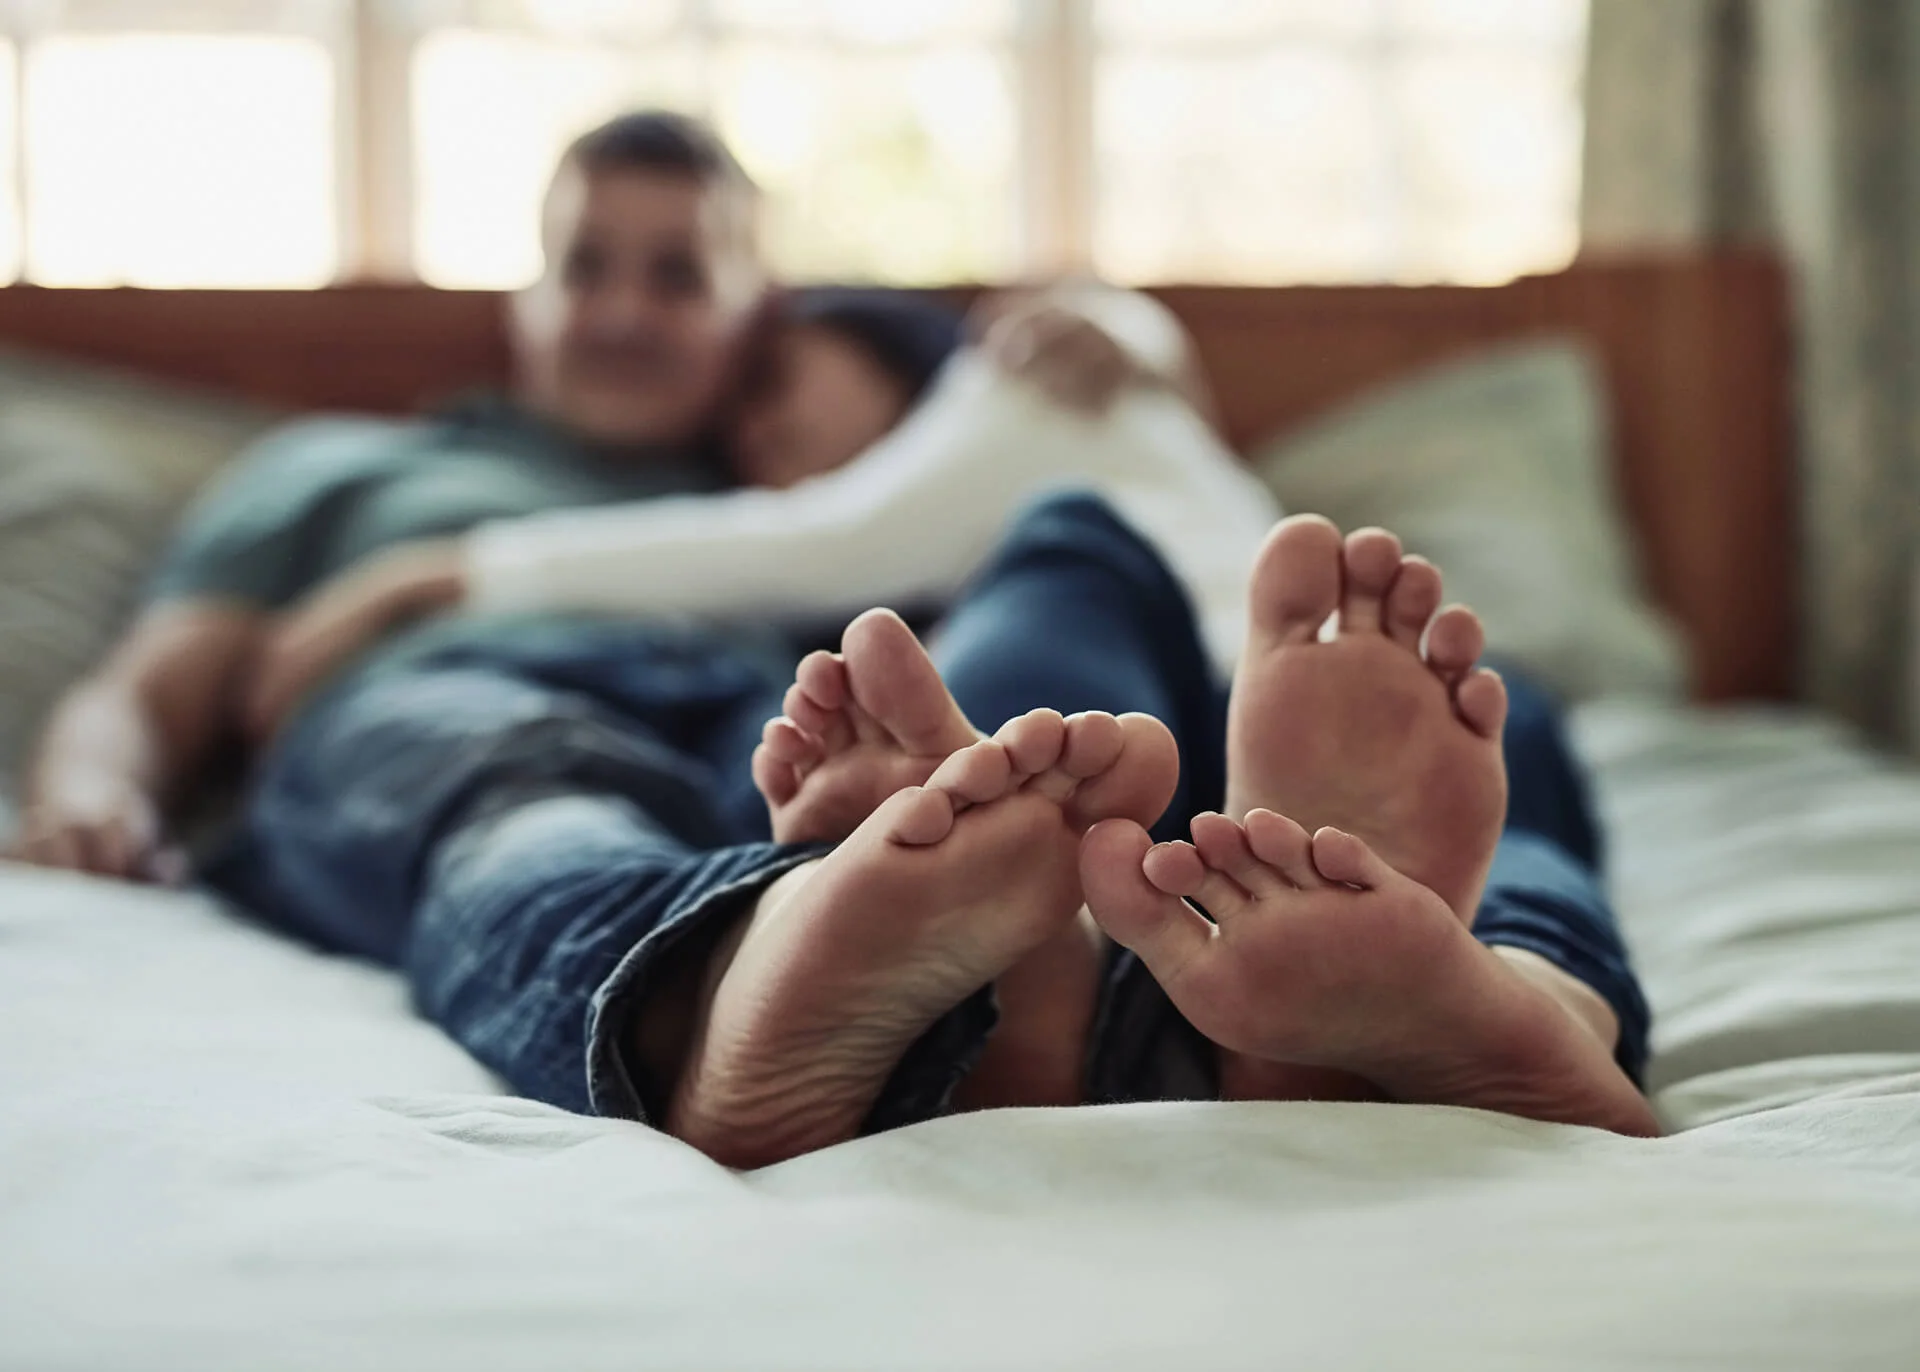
xmin=563 ymin=110 xmax=755 ymax=195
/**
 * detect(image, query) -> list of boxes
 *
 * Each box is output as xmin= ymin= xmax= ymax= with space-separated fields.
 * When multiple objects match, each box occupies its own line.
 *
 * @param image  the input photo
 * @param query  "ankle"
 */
xmin=1491 ymin=946 xmax=1620 ymax=1052
xmin=951 ymin=909 xmax=1105 ymax=1110
xmin=631 ymin=859 xmax=820 ymax=1114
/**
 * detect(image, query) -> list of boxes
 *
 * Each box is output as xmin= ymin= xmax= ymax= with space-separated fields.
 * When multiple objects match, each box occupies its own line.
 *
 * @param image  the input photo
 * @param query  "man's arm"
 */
xmin=15 ymin=601 xmax=264 ymax=880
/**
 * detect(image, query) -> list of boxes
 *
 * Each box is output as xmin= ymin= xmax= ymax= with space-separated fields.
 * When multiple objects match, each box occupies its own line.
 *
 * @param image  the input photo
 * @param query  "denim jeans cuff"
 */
xmin=582 ymin=844 xmax=1006 ymax=1134
xmin=584 ymin=845 xmax=826 ymax=1123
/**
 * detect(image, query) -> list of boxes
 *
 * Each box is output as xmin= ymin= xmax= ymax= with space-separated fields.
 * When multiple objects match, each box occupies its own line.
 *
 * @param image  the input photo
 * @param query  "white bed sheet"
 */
xmin=5 ymin=700 xmax=1920 ymax=1371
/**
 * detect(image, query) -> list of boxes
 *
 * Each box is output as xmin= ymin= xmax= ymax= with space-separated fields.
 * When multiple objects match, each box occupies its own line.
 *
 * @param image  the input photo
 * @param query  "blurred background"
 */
xmin=0 ymin=0 xmax=1587 ymax=290
xmin=3 ymin=0 xmax=1920 ymax=742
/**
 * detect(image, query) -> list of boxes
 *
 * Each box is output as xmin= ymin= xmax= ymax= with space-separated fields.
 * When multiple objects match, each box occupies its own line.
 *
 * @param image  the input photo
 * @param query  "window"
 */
xmin=0 ymin=0 xmax=1587 ymax=288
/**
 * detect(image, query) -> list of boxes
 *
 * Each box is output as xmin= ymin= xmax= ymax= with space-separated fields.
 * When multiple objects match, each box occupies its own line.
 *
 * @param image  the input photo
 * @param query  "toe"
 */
xmin=1455 ymin=667 xmax=1509 ymax=740
xmin=1383 ymin=555 xmax=1442 ymax=651
xmin=926 ymin=738 xmax=1016 ymax=806
xmin=1057 ymin=710 xmax=1125 ymax=780
xmin=783 ymin=681 xmax=851 ymax=750
xmin=762 ymin=717 xmax=823 ymax=767
xmin=1242 ymin=808 xmax=1323 ymax=889
xmin=752 ymin=745 xmax=800 ymax=806
xmin=1060 ymin=713 xmax=1181 ymax=831
xmin=841 ymin=608 xmax=979 ymax=755
xmin=1246 ymin=514 xmax=1344 ymax=646
xmin=1081 ymin=820 xmax=1217 ymax=979
xmin=1424 ymin=604 xmax=1486 ymax=684
xmin=1141 ymin=839 xmax=1208 ymax=896
xmin=795 ymin=650 xmax=849 ymax=711
xmin=1026 ymin=710 xmax=1122 ymax=803
xmin=1190 ymin=812 xmax=1286 ymax=897
xmin=1309 ymin=827 xmax=1396 ymax=891
xmin=880 ymin=785 xmax=958 ymax=847
xmin=1340 ymin=527 xmax=1402 ymax=635
xmin=995 ymin=709 xmax=1068 ymax=775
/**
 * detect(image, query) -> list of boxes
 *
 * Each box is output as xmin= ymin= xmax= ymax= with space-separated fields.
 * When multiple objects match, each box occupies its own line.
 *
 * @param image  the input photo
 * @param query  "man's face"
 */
xmin=512 ymin=164 xmax=763 ymax=448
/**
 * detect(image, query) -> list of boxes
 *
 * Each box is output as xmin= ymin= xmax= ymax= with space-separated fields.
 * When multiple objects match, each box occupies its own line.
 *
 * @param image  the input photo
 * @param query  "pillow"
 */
xmin=0 ymin=350 xmax=276 ymax=789
xmin=1251 ymin=338 xmax=1688 ymax=701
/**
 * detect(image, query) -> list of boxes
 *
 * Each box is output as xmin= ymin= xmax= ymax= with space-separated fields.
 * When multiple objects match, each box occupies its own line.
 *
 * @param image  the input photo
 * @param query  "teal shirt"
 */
xmin=150 ymin=396 xmax=726 ymax=611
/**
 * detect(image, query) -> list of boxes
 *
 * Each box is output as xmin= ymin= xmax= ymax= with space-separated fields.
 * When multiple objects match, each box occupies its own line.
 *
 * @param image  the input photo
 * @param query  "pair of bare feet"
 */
xmin=649 ymin=516 xmax=1658 ymax=1169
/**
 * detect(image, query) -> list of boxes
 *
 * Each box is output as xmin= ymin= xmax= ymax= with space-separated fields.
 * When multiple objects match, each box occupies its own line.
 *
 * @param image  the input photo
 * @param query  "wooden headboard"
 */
xmin=0 ymin=252 xmax=1794 ymax=701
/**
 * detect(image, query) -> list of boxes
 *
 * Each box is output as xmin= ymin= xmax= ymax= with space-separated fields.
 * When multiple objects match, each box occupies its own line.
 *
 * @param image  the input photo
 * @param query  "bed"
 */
xmin=7 ymin=258 xmax=1920 ymax=1371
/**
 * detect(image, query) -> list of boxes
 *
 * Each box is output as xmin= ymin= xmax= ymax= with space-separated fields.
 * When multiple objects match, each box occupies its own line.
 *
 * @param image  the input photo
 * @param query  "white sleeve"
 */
xmin=466 ymin=357 xmax=1044 ymax=622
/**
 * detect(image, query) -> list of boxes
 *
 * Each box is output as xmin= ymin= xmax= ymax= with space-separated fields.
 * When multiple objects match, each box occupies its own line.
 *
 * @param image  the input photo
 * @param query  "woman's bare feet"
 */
xmin=753 ymin=608 xmax=981 ymax=845
xmin=1080 ymin=810 xmax=1659 ymax=1136
xmin=671 ymin=709 xmax=1179 ymax=1168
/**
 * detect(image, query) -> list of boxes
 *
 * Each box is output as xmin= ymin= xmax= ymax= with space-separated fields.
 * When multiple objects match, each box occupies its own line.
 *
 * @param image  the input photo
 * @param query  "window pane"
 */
xmin=717 ymin=0 xmax=1013 ymax=44
xmin=390 ymin=0 xmax=682 ymax=41
xmin=0 ymin=42 xmax=18 ymax=282
xmin=1096 ymin=0 xmax=1383 ymax=44
xmin=1095 ymin=51 xmax=1391 ymax=283
xmin=24 ymin=34 xmax=335 ymax=287
xmin=1385 ymin=0 xmax=1586 ymax=44
xmin=713 ymin=42 xmax=1016 ymax=282
xmin=1092 ymin=0 xmax=1587 ymax=284
xmin=1391 ymin=49 xmax=1583 ymax=282
xmin=411 ymin=29 xmax=699 ymax=288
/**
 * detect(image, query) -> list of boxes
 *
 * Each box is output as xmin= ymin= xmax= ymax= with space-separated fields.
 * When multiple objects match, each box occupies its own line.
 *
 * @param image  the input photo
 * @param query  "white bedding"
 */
xmin=6 ymin=700 xmax=1920 ymax=1371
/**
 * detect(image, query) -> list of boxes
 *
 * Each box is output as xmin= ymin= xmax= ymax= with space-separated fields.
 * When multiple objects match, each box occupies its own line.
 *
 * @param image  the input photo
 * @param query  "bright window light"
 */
xmin=411 ymin=29 xmax=700 ymax=289
xmin=713 ymin=42 xmax=1018 ymax=283
xmin=5 ymin=1 xmax=1587 ymax=289
xmin=1092 ymin=0 xmax=1587 ymax=285
xmin=0 ymin=42 xmax=18 ymax=282
xmin=24 ymin=34 xmax=335 ymax=287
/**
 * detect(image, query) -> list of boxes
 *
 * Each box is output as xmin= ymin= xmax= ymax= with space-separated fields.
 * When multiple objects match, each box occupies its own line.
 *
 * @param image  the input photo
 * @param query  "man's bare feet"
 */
xmin=1080 ymin=810 xmax=1660 ymax=1136
xmin=753 ymin=608 xmax=981 ymax=845
xmin=1224 ymin=516 xmax=1508 ymax=922
xmin=750 ymin=608 xmax=1172 ymax=1110
xmin=671 ymin=710 xmax=1179 ymax=1168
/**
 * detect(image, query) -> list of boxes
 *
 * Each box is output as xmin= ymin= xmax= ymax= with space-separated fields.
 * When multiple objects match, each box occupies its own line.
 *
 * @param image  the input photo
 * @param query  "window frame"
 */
xmin=0 ymin=0 xmax=1583 ymax=286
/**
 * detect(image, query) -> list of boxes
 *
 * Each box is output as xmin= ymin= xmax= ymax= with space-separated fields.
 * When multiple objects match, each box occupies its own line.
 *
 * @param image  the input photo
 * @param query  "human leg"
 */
xmin=204 ymin=655 xmax=822 ymax=1119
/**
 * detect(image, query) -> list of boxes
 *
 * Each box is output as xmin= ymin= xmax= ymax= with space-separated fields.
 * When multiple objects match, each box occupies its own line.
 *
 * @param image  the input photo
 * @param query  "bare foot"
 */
xmin=1225 ymin=516 xmax=1507 ymax=922
xmin=1213 ymin=517 xmax=1511 ymax=1104
xmin=671 ymin=711 xmax=1178 ymax=1168
xmin=1080 ymin=811 xmax=1659 ymax=1136
xmin=753 ymin=608 xmax=981 ymax=845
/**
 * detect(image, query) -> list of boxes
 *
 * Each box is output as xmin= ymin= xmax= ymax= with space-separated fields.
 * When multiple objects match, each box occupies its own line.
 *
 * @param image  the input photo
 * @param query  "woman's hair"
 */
xmin=779 ymin=287 xmax=964 ymax=405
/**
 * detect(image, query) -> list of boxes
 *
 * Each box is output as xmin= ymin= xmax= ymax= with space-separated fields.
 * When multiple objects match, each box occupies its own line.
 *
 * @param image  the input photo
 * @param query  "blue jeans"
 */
xmin=207 ymin=493 xmax=1649 ymax=1130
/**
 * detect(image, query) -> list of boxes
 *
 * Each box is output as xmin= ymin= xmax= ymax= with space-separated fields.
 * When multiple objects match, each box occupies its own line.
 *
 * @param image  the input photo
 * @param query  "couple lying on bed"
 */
xmin=15 ymin=111 xmax=1659 ymax=1162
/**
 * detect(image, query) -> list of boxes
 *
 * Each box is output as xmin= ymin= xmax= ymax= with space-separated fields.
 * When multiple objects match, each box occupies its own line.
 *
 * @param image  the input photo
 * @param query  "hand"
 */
xmin=978 ymin=299 xmax=1143 ymax=415
xmin=245 ymin=539 xmax=464 ymax=745
xmin=12 ymin=770 xmax=184 ymax=884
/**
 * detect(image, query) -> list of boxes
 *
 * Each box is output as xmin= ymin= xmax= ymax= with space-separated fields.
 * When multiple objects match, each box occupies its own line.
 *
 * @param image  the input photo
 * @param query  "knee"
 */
xmin=992 ymin=490 xmax=1174 ymax=592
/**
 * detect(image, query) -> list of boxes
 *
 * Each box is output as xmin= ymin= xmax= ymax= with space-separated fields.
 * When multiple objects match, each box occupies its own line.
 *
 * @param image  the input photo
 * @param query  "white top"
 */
xmin=467 ymin=298 xmax=1279 ymax=675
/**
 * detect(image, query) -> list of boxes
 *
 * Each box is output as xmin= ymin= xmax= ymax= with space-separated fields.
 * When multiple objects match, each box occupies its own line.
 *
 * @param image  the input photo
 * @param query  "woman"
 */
xmin=243 ymin=283 xmax=1276 ymax=737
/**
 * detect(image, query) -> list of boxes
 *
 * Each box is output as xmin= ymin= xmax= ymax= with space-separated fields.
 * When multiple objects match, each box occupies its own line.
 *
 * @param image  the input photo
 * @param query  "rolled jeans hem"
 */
xmin=583 ymin=842 xmax=1001 ymax=1133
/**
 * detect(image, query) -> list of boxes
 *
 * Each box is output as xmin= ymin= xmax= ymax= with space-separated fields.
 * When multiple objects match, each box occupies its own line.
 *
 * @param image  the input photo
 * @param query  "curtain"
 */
xmin=1583 ymin=0 xmax=1920 ymax=744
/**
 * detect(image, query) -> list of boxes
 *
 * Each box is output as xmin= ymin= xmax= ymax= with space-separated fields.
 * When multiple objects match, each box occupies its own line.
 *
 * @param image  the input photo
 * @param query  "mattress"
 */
xmin=4 ymin=700 xmax=1920 ymax=1371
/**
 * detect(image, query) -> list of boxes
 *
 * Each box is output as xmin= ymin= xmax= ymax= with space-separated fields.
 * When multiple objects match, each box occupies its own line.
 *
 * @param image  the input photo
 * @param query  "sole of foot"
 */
xmin=1224 ymin=515 xmax=1508 ymax=923
xmin=670 ymin=709 xmax=1179 ymax=1169
xmin=755 ymin=608 xmax=984 ymax=846
xmin=1080 ymin=809 xmax=1659 ymax=1137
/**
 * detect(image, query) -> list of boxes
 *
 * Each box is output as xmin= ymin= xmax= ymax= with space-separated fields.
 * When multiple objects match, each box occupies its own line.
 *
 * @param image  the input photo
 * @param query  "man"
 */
xmin=18 ymin=111 xmax=761 ymax=881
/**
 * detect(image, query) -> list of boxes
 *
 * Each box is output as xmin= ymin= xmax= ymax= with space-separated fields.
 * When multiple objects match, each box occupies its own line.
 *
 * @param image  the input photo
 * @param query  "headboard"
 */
xmin=0 ymin=252 xmax=1794 ymax=701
